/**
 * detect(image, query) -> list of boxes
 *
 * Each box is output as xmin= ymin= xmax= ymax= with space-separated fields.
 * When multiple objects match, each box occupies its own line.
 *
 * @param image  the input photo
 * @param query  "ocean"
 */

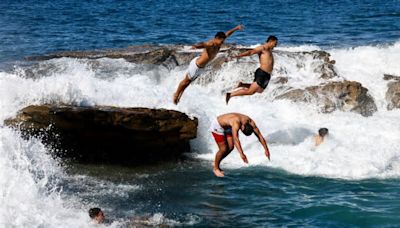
xmin=0 ymin=0 xmax=400 ymax=227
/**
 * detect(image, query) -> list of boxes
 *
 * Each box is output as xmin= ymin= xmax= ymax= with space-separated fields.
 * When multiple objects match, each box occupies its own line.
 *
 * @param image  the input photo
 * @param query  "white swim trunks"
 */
xmin=210 ymin=118 xmax=233 ymax=143
xmin=186 ymin=57 xmax=204 ymax=81
xmin=210 ymin=118 xmax=232 ymax=135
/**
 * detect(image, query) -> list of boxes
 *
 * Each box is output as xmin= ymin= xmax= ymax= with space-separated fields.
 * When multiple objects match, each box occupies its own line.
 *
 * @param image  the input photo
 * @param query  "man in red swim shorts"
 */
xmin=210 ymin=113 xmax=270 ymax=177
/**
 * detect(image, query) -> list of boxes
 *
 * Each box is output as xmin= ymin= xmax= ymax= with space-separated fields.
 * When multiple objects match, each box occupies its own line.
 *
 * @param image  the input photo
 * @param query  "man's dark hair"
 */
xmin=242 ymin=123 xmax=254 ymax=136
xmin=318 ymin=128 xmax=329 ymax=137
xmin=89 ymin=208 xmax=102 ymax=219
xmin=266 ymin=35 xmax=278 ymax=42
xmin=215 ymin=32 xmax=227 ymax=39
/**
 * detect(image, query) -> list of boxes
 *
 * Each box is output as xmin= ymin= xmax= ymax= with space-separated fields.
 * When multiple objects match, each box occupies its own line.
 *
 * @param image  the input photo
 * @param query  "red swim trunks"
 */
xmin=212 ymin=132 xmax=232 ymax=143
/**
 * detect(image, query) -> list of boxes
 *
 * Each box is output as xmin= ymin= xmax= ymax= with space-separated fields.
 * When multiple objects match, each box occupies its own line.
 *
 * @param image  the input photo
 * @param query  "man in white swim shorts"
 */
xmin=172 ymin=24 xmax=244 ymax=104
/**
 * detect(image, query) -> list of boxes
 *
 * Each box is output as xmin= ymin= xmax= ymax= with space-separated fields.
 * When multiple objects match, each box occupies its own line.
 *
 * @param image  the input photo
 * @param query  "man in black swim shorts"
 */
xmin=225 ymin=36 xmax=278 ymax=104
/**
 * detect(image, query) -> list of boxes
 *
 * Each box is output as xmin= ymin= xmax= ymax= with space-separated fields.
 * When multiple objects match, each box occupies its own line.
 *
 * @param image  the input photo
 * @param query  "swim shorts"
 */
xmin=254 ymin=68 xmax=271 ymax=89
xmin=186 ymin=57 xmax=204 ymax=81
xmin=210 ymin=119 xmax=232 ymax=143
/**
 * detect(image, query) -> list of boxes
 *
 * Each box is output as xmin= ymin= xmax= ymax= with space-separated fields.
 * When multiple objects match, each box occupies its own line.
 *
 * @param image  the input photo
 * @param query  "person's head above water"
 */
xmin=242 ymin=122 xmax=254 ymax=136
xmin=89 ymin=208 xmax=105 ymax=223
xmin=266 ymin=35 xmax=278 ymax=48
xmin=214 ymin=32 xmax=227 ymax=45
xmin=318 ymin=128 xmax=329 ymax=137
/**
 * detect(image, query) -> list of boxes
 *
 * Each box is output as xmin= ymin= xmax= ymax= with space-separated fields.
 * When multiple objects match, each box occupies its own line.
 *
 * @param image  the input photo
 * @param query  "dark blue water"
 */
xmin=68 ymin=160 xmax=400 ymax=227
xmin=1 ymin=0 xmax=399 ymax=63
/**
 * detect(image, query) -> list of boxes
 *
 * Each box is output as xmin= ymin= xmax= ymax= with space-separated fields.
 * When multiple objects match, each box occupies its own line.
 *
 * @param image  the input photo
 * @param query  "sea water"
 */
xmin=1 ymin=0 xmax=400 ymax=227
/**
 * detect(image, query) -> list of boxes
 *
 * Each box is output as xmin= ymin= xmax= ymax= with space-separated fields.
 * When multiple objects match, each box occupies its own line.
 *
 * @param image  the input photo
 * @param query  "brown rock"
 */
xmin=386 ymin=81 xmax=400 ymax=110
xmin=275 ymin=81 xmax=377 ymax=116
xmin=4 ymin=105 xmax=198 ymax=164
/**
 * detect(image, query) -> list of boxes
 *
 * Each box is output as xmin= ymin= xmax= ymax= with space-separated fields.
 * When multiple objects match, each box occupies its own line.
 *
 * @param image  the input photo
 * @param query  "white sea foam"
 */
xmin=0 ymin=42 xmax=399 ymax=226
xmin=329 ymin=42 xmax=400 ymax=109
xmin=0 ymin=127 xmax=92 ymax=227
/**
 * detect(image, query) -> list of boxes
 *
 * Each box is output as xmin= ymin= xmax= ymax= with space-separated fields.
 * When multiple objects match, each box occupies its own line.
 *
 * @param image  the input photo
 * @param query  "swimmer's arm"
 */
xmin=232 ymin=122 xmax=248 ymax=164
xmin=191 ymin=40 xmax=213 ymax=49
xmin=225 ymin=24 xmax=244 ymax=38
xmin=250 ymin=120 xmax=270 ymax=160
xmin=232 ymin=46 xmax=263 ymax=59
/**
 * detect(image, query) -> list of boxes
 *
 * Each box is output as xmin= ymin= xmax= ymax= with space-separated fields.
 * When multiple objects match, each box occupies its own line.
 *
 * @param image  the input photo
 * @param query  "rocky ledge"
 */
xmin=5 ymin=105 xmax=198 ymax=164
xmin=275 ymin=80 xmax=377 ymax=117
xmin=25 ymin=45 xmax=337 ymax=77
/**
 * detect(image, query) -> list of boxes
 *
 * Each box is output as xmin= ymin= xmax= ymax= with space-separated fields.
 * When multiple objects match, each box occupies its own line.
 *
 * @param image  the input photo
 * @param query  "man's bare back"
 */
xmin=196 ymin=42 xmax=221 ymax=67
xmin=217 ymin=113 xmax=251 ymax=129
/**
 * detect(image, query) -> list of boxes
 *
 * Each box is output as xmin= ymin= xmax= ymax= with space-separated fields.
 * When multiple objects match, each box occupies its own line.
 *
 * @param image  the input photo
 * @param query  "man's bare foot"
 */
xmin=173 ymin=93 xmax=180 ymax=105
xmin=212 ymin=163 xmax=224 ymax=173
xmin=213 ymin=168 xmax=225 ymax=177
xmin=225 ymin=93 xmax=231 ymax=105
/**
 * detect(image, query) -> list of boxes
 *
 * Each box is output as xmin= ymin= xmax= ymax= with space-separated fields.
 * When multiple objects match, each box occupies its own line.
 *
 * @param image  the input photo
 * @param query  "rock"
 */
xmin=383 ymin=74 xmax=400 ymax=81
xmin=310 ymin=51 xmax=337 ymax=79
xmin=386 ymin=81 xmax=400 ymax=110
xmin=25 ymin=45 xmax=340 ymax=82
xmin=273 ymin=77 xmax=289 ymax=84
xmin=4 ymin=105 xmax=198 ymax=164
xmin=275 ymin=80 xmax=377 ymax=116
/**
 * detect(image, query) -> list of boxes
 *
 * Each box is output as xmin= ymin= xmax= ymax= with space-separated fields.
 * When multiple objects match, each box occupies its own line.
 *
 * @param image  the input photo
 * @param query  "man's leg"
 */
xmin=226 ymin=134 xmax=234 ymax=152
xmin=213 ymin=133 xmax=235 ymax=177
xmin=173 ymin=74 xmax=191 ymax=104
xmin=226 ymin=82 xmax=263 ymax=104
xmin=235 ymin=82 xmax=251 ymax=89
xmin=213 ymin=140 xmax=232 ymax=177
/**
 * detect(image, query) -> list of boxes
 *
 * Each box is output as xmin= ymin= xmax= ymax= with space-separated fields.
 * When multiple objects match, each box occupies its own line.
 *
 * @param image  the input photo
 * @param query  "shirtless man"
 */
xmin=173 ymin=25 xmax=244 ymax=104
xmin=210 ymin=113 xmax=270 ymax=177
xmin=313 ymin=128 xmax=329 ymax=146
xmin=225 ymin=36 xmax=278 ymax=104
xmin=89 ymin=208 xmax=105 ymax=224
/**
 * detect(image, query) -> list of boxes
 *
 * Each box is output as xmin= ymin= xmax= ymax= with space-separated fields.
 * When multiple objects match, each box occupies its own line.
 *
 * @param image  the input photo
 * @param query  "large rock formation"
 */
xmin=5 ymin=105 xmax=198 ymax=164
xmin=275 ymin=80 xmax=377 ymax=116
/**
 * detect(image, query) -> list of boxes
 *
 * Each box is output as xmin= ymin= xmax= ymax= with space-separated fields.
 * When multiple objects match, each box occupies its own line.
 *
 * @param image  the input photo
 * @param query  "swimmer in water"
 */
xmin=89 ymin=208 xmax=105 ymax=224
xmin=313 ymin=128 xmax=329 ymax=146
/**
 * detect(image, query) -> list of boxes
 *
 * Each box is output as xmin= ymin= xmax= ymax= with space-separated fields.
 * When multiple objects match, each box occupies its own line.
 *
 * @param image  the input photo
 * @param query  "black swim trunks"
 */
xmin=254 ymin=68 xmax=271 ymax=89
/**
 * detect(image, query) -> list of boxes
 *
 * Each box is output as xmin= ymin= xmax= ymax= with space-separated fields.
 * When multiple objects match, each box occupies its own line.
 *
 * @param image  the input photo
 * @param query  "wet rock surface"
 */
xmin=275 ymin=80 xmax=377 ymax=116
xmin=5 ymin=105 xmax=198 ymax=164
xmin=386 ymin=81 xmax=400 ymax=110
xmin=383 ymin=74 xmax=400 ymax=81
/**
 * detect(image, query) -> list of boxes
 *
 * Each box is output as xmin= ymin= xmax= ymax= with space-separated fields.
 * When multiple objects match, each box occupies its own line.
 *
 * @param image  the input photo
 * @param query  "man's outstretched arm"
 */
xmin=229 ymin=46 xmax=263 ymax=60
xmin=225 ymin=24 xmax=244 ymax=38
xmin=250 ymin=120 xmax=270 ymax=160
xmin=191 ymin=40 xmax=213 ymax=49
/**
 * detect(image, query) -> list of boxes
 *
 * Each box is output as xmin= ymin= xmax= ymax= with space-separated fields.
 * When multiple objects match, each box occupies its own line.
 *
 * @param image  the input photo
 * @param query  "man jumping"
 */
xmin=173 ymin=25 xmax=244 ymax=104
xmin=225 ymin=36 xmax=278 ymax=104
xmin=210 ymin=113 xmax=270 ymax=177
